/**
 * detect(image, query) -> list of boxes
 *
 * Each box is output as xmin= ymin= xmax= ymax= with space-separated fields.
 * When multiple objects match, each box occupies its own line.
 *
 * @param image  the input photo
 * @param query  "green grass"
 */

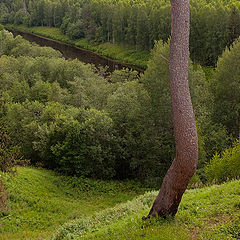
xmin=0 ymin=167 xmax=147 ymax=239
xmin=5 ymin=25 xmax=149 ymax=69
xmin=51 ymin=180 xmax=240 ymax=240
xmin=1 ymin=167 xmax=239 ymax=240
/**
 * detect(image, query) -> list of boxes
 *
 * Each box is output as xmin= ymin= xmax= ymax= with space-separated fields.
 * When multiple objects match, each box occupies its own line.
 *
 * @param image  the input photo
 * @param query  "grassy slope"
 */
xmin=52 ymin=180 xmax=240 ymax=240
xmin=1 ymin=167 xmax=239 ymax=240
xmin=0 ymin=167 xmax=147 ymax=240
xmin=6 ymin=25 xmax=149 ymax=69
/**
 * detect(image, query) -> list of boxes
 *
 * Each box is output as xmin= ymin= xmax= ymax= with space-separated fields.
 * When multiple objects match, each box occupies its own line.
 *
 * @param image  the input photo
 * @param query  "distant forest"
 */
xmin=1 ymin=0 xmax=240 ymax=65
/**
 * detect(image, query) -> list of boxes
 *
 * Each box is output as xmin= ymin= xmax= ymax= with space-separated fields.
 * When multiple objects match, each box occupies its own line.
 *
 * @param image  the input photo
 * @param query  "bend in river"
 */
xmin=8 ymin=29 xmax=144 ymax=74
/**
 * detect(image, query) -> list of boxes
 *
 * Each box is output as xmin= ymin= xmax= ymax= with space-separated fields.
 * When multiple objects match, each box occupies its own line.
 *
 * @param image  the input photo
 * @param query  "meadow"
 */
xmin=1 ymin=167 xmax=240 ymax=239
xmin=0 ymin=167 xmax=147 ymax=239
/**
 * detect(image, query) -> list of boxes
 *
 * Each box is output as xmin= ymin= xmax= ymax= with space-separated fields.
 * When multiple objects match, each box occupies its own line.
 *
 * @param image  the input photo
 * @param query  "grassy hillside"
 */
xmin=1 ymin=167 xmax=239 ymax=240
xmin=0 ymin=167 xmax=147 ymax=239
xmin=52 ymin=180 xmax=240 ymax=240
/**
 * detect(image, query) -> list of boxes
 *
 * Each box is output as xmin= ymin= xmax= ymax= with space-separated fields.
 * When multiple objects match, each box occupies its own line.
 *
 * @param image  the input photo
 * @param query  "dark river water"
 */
xmin=8 ymin=29 xmax=144 ymax=74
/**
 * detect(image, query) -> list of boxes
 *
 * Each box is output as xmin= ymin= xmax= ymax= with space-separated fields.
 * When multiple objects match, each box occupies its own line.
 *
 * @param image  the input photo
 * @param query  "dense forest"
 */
xmin=1 ymin=26 xmax=240 ymax=185
xmin=0 ymin=0 xmax=240 ymax=65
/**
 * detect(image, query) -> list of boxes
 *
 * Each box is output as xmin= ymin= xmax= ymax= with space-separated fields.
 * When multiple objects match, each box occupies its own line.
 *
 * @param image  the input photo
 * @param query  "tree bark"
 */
xmin=23 ymin=0 xmax=27 ymax=14
xmin=146 ymin=0 xmax=198 ymax=218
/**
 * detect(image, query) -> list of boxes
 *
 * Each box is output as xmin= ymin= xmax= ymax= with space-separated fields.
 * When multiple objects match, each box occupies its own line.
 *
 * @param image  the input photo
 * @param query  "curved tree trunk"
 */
xmin=147 ymin=0 xmax=198 ymax=218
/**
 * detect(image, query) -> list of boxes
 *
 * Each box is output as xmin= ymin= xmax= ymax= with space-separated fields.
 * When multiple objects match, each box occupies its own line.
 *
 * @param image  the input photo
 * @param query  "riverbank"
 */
xmin=5 ymin=24 xmax=149 ymax=70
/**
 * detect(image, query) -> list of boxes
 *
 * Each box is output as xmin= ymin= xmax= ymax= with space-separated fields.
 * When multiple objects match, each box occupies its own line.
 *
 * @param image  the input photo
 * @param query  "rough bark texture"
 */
xmin=147 ymin=0 xmax=198 ymax=218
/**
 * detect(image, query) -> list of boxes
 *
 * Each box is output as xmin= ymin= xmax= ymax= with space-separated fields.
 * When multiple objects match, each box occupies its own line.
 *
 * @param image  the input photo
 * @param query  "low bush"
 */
xmin=37 ymin=108 xmax=118 ymax=179
xmin=205 ymin=138 xmax=240 ymax=183
xmin=0 ymin=99 xmax=20 ymax=172
xmin=5 ymin=100 xmax=118 ymax=179
xmin=0 ymin=180 xmax=7 ymax=216
xmin=0 ymin=126 xmax=19 ymax=172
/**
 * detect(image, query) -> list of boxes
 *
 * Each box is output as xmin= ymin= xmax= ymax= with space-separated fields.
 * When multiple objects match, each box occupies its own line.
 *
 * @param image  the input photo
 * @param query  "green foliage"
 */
xmin=0 ymin=180 xmax=7 ymax=215
xmin=60 ymin=17 xmax=71 ymax=34
xmin=142 ymin=40 xmax=220 ymax=174
xmin=35 ymin=108 xmax=117 ymax=179
xmin=108 ymin=68 xmax=139 ymax=83
xmin=0 ymin=98 xmax=20 ymax=172
xmin=0 ymin=29 xmax=62 ymax=58
xmin=0 ymin=31 xmax=162 ymax=183
xmin=140 ymin=40 xmax=231 ymax=182
xmin=67 ymin=20 xmax=85 ymax=40
xmin=206 ymin=138 xmax=240 ymax=183
xmin=107 ymin=80 xmax=166 ymax=182
xmin=0 ymin=3 xmax=9 ymax=24
xmin=195 ymin=121 xmax=231 ymax=183
xmin=4 ymin=0 xmax=240 ymax=66
xmin=14 ymin=9 xmax=26 ymax=25
xmin=142 ymin=40 xmax=212 ymax=134
xmin=0 ymin=28 xmax=234 ymax=185
xmin=4 ymin=98 xmax=115 ymax=178
xmin=199 ymin=122 xmax=231 ymax=165
xmin=1 ymin=21 xmax=240 ymax=239
xmin=7 ymin=24 xmax=149 ymax=69
xmin=142 ymin=40 xmax=173 ymax=138
xmin=0 ymin=125 xmax=19 ymax=172
xmin=212 ymin=37 xmax=240 ymax=138
xmin=0 ymin=32 xmax=118 ymax=179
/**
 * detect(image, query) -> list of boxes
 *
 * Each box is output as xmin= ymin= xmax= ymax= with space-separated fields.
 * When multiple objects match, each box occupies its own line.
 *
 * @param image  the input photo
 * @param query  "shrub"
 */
xmin=106 ymin=80 xmax=171 ymax=182
xmin=0 ymin=30 xmax=62 ymax=58
xmin=14 ymin=9 xmax=26 ymax=25
xmin=212 ymin=37 xmax=240 ymax=138
xmin=67 ymin=20 xmax=85 ymax=40
xmin=0 ymin=126 xmax=19 ymax=172
xmin=30 ymin=105 xmax=118 ymax=179
xmin=0 ymin=180 xmax=8 ymax=217
xmin=0 ymin=99 xmax=20 ymax=172
xmin=4 ymin=100 xmax=45 ymax=162
xmin=205 ymin=138 xmax=240 ymax=183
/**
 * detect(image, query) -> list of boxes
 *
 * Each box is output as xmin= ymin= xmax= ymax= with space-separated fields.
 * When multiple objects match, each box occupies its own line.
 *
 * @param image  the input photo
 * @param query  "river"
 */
xmin=8 ymin=29 xmax=144 ymax=74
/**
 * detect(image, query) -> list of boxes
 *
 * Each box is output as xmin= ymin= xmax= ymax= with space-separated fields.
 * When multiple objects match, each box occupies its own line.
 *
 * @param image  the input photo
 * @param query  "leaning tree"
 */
xmin=146 ymin=0 xmax=198 ymax=218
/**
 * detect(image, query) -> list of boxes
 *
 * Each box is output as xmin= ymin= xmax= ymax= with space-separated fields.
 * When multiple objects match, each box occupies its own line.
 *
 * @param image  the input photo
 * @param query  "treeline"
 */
xmin=1 ymin=0 xmax=240 ymax=66
xmin=1 ymin=29 xmax=239 ymax=184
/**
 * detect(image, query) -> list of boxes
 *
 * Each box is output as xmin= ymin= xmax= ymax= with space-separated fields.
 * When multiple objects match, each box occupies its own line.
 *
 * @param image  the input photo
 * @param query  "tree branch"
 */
xmin=160 ymin=53 xmax=169 ymax=63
